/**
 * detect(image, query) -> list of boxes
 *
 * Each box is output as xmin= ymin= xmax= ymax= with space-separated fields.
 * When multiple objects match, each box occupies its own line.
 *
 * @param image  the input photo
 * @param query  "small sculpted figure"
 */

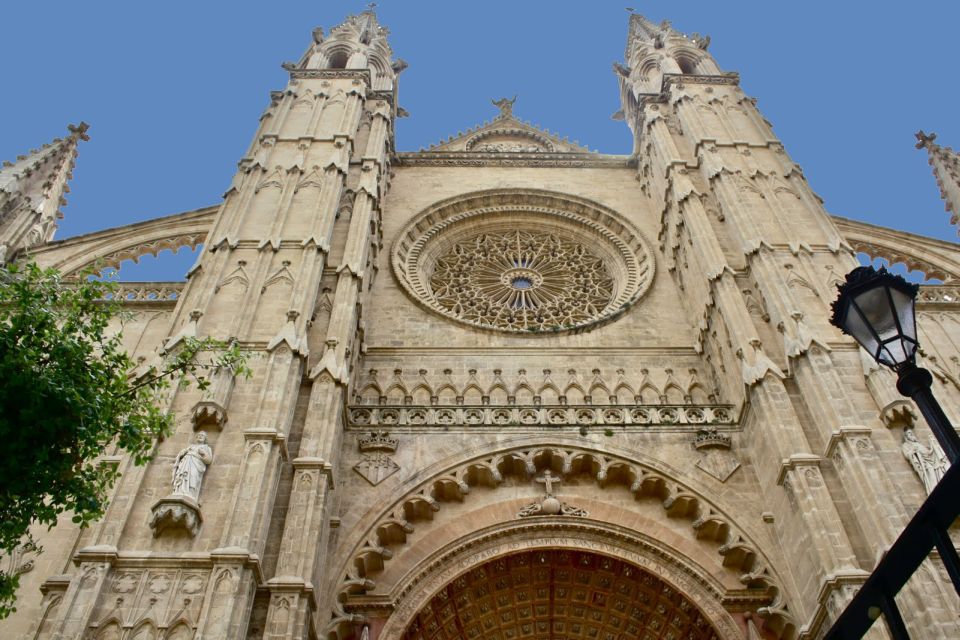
xmin=901 ymin=428 xmax=948 ymax=495
xmin=172 ymin=431 xmax=214 ymax=500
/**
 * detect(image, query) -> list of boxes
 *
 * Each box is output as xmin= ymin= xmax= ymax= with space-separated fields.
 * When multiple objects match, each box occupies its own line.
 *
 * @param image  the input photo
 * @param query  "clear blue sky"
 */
xmin=2 ymin=1 xmax=957 ymax=280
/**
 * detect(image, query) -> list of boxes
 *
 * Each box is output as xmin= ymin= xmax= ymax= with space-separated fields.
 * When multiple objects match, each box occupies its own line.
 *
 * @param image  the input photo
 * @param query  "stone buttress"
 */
xmin=32 ymin=9 xmax=397 ymax=640
xmin=617 ymin=15 xmax=958 ymax=637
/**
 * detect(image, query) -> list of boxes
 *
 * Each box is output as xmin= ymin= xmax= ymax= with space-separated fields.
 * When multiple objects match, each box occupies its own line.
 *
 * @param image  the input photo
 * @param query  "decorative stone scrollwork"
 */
xmin=393 ymin=190 xmax=655 ymax=334
xmin=2 ymin=540 xmax=39 ymax=578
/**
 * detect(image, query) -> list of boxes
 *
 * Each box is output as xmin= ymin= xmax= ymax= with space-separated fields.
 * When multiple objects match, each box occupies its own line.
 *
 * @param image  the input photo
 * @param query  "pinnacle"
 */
xmin=916 ymin=129 xmax=960 ymax=234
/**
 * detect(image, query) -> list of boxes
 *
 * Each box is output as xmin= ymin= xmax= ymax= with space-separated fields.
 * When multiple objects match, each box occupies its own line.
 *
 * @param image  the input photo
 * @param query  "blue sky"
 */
xmin=2 ymin=1 xmax=958 ymax=280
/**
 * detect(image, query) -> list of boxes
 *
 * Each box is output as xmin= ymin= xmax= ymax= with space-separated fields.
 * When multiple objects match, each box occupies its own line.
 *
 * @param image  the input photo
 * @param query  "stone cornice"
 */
xmin=346 ymin=404 xmax=739 ymax=432
xmin=288 ymin=68 xmax=371 ymax=82
xmin=662 ymin=71 xmax=740 ymax=88
xmin=395 ymin=151 xmax=630 ymax=168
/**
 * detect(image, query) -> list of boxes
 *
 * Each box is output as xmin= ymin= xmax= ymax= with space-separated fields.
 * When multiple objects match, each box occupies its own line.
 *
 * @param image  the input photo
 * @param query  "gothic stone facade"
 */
xmin=4 ymin=10 xmax=960 ymax=640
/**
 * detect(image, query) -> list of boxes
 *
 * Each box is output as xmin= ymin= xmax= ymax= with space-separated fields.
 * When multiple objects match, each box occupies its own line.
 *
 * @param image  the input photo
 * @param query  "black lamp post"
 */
xmin=830 ymin=265 xmax=960 ymax=463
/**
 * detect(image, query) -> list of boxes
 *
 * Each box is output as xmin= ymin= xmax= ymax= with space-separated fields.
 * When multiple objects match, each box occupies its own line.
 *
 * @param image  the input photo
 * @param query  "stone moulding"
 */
xmin=347 ymin=403 xmax=737 ymax=429
xmin=395 ymin=152 xmax=628 ymax=168
xmin=391 ymin=189 xmax=656 ymax=334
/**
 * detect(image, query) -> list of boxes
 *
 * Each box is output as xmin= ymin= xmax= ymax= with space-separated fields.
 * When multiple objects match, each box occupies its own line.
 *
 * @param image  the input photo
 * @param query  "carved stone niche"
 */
xmin=191 ymin=400 xmax=227 ymax=430
xmin=149 ymin=495 xmax=203 ymax=538
xmin=693 ymin=427 xmax=740 ymax=482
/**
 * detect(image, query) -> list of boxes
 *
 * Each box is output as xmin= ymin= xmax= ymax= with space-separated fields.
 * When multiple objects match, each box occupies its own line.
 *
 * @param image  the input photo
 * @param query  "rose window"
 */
xmin=429 ymin=231 xmax=615 ymax=331
xmin=392 ymin=190 xmax=655 ymax=334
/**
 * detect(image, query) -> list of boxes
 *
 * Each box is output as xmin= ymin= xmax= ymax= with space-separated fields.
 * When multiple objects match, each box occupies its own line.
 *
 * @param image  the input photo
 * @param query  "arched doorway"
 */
xmin=399 ymin=549 xmax=722 ymax=640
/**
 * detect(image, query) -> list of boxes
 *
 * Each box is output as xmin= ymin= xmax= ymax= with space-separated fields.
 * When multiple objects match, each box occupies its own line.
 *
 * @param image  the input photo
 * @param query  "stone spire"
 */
xmin=916 ymin=130 xmax=960 ymax=236
xmin=0 ymin=122 xmax=89 ymax=263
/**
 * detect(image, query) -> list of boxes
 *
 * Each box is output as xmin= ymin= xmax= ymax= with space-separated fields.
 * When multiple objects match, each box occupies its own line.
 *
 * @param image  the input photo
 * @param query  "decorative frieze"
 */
xmin=347 ymin=404 xmax=736 ymax=429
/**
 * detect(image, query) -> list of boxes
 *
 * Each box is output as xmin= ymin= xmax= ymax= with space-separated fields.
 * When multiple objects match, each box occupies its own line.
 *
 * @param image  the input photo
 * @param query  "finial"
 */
xmin=366 ymin=2 xmax=377 ymax=11
xmin=625 ymin=6 xmax=634 ymax=11
xmin=915 ymin=130 xmax=937 ymax=150
xmin=491 ymin=96 xmax=517 ymax=118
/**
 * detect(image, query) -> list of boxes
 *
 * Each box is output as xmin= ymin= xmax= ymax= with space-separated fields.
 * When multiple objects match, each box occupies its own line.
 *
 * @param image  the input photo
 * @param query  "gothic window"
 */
xmin=393 ymin=190 xmax=655 ymax=334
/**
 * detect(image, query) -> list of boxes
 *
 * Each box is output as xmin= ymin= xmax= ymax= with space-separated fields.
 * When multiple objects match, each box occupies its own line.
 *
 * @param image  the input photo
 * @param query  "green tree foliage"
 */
xmin=0 ymin=263 xmax=250 ymax=617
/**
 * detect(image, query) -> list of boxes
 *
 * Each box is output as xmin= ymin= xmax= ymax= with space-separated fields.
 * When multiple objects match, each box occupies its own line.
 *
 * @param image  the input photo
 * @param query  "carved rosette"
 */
xmin=392 ymin=190 xmax=655 ymax=334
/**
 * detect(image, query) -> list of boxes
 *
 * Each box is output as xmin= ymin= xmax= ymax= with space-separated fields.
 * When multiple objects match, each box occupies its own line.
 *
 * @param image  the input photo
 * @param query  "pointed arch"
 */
xmin=164 ymin=620 xmax=194 ymax=640
xmin=93 ymin=618 xmax=124 ymax=640
xmin=330 ymin=439 xmax=796 ymax=640
xmin=410 ymin=382 xmax=433 ymax=406
xmin=130 ymin=619 xmax=159 ymax=640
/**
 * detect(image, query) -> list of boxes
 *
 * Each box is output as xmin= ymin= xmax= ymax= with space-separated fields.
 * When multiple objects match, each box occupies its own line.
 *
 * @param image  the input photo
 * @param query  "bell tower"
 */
xmin=617 ymin=13 xmax=959 ymax=635
xmin=43 ymin=9 xmax=399 ymax=640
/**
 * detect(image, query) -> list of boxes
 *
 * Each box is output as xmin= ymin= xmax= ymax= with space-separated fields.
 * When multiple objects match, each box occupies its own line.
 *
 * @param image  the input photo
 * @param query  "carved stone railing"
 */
xmin=106 ymin=282 xmax=185 ymax=302
xmin=347 ymin=404 xmax=737 ymax=429
xmin=917 ymin=284 xmax=960 ymax=305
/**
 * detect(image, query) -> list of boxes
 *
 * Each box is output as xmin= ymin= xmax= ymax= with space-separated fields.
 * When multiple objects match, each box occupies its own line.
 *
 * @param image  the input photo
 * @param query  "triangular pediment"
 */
xmin=424 ymin=97 xmax=595 ymax=154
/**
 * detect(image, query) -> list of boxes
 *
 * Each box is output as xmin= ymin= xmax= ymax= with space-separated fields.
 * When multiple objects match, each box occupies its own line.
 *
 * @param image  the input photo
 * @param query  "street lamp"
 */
xmin=830 ymin=265 xmax=960 ymax=463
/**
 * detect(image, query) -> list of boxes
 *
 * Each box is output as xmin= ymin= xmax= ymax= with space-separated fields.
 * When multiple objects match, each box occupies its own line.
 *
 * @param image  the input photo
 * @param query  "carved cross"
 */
xmin=915 ymin=130 xmax=937 ymax=149
xmin=367 ymin=2 xmax=378 ymax=11
xmin=536 ymin=470 xmax=560 ymax=495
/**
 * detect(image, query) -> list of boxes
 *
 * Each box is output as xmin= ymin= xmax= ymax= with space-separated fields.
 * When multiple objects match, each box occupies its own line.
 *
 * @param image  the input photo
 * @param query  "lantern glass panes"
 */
xmin=831 ymin=266 xmax=919 ymax=368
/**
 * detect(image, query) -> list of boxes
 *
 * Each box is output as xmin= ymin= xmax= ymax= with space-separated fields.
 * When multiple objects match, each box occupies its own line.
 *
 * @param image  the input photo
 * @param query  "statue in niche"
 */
xmin=901 ymin=428 xmax=948 ymax=495
xmin=172 ymin=431 xmax=214 ymax=500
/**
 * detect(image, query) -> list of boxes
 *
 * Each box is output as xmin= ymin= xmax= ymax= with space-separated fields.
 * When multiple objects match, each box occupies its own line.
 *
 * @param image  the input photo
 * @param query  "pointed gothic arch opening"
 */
xmin=399 ymin=548 xmax=724 ymax=640
xmin=344 ymin=519 xmax=782 ymax=640
xmin=328 ymin=441 xmax=796 ymax=640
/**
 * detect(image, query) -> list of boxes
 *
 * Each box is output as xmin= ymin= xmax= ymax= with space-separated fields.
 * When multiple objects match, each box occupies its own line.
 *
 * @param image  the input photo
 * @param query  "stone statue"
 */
xmin=901 ymin=429 xmax=948 ymax=494
xmin=172 ymin=431 xmax=213 ymax=500
xmin=491 ymin=96 xmax=517 ymax=118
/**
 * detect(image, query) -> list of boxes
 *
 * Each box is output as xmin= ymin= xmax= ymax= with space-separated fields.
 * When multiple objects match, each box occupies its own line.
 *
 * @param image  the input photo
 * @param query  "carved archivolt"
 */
xmin=392 ymin=190 xmax=655 ymax=334
xmin=333 ymin=443 xmax=793 ymax=639
xmin=380 ymin=531 xmax=745 ymax=640
xmin=464 ymin=128 xmax=554 ymax=152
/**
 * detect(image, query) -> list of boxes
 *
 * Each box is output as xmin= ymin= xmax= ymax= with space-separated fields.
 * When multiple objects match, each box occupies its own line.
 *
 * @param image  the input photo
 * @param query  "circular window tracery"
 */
xmin=430 ymin=230 xmax=615 ymax=329
xmin=392 ymin=190 xmax=655 ymax=334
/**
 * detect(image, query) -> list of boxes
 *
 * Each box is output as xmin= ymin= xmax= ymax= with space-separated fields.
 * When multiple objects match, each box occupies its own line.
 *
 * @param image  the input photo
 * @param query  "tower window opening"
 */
xmin=677 ymin=56 xmax=698 ymax=75
xmin=327 ymin=51 xmax=349 ymax=69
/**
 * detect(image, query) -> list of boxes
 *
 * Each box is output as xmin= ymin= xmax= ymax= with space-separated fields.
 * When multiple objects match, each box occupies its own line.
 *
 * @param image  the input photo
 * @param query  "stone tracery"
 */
xmin=430 ymin=230 xmax=616 ymax=332
xmin=393 ymin=190 xmax=656 ymax=334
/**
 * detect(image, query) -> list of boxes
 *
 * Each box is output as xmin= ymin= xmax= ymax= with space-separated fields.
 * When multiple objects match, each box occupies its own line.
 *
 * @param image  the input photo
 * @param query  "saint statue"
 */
xmin=901 ymin=428 xmax=948 ymax=495
xmin=172 ymin=431 xmax=214 ymax=500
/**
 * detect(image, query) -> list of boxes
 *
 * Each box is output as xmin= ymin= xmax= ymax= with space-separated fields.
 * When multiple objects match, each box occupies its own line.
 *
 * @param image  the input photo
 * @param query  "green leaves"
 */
xmin=0 ymin=263 xmax=249 ymax=617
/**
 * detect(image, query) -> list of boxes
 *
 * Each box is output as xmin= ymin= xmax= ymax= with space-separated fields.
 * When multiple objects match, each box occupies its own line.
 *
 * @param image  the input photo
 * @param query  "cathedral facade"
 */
xmin=3 ymin=9 xmax=960 ymax=640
